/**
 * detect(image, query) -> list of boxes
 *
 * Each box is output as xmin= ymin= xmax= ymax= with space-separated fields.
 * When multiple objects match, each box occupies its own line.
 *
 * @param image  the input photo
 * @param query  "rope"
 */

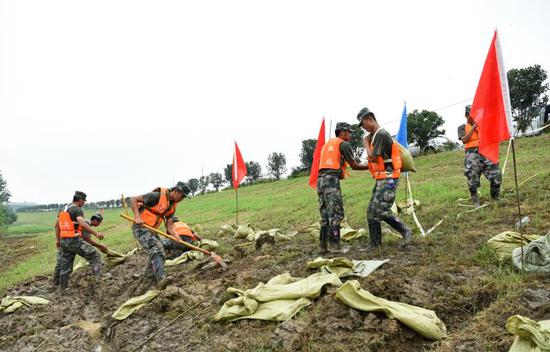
xmin=406 ymin=174 xmax=426 ymax=236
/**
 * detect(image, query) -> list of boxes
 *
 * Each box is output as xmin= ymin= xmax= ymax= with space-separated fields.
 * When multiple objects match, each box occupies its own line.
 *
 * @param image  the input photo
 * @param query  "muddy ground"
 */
xmin=1 ymin=226 xmax=549 ymax=352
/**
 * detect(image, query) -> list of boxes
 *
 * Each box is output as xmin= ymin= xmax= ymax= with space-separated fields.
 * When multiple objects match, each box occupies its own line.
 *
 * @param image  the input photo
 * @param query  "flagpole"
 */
xmin=511 ymin=139 xmax=524 ymax=271
xmin=235 ymin=188 xmax=239 ymax=226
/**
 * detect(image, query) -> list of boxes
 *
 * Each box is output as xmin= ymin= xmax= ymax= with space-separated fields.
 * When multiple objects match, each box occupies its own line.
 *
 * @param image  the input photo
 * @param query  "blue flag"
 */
xmin=396 ymin=103 xmax=408 ymax=147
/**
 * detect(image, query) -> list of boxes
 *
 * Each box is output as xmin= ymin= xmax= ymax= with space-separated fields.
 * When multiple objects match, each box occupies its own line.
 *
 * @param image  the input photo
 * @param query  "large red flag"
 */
xmin=308 ymin=118 xmax=326 ymax=189
xmin=232 ymin=142 xmax=247 ymax=190
xmin=470 ymin=30 xmax=512 ymax=163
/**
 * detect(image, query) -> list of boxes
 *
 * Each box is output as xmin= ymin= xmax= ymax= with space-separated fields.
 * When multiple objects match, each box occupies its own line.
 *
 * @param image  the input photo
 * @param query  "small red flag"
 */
xmin=308 ymin=118 xmax=326 ymax=189
xmin=470 ymin=30 xmax=512 ymax=163
xmin=232 ymin=142 xmax=247 ymax=190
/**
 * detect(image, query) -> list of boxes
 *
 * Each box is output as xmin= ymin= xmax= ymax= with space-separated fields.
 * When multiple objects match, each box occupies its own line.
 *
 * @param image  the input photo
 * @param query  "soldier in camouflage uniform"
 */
xmin=55 ymin=191 xmax=105 ymax=290
xmin=317 ymin=122 xmax=369 ymax=253
xmin=52 ymin=213 xmax=106 ymax=286
xmin=358 ymin=108 xmax=412 ymax=250
xmin=458 ymin=105 xmax=502 ymax=207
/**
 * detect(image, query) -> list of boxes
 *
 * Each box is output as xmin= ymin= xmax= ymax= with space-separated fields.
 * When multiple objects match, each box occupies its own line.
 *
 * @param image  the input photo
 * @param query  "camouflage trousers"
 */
xmin=133 ymin=225 xmax=166 ymax=282
xmin=367 ymin=178 xmax=400 ymax=223
xmin=58 ymin=237 xmax=101 ymax=280
xmin=317 ymin=174 xmax=344 ymax=227
xmin=161 ymin=237 xmax=193 ymax=255
xmin=464 ymin=149 xmax=502 ymax=193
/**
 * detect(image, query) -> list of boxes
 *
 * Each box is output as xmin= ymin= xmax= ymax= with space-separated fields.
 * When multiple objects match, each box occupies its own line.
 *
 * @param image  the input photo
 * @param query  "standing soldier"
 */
xmin=55 ymin=191 xmax=105 ymax=290
xmin=357 ymin=108 xmax=412 ymax=250
xmin=130 ymin=182 xmax=190 ymax=289
xmin=458 ymin=105 xmax=502 ymax=207
xmin=317 ymin=122 xmax=369 ymax=253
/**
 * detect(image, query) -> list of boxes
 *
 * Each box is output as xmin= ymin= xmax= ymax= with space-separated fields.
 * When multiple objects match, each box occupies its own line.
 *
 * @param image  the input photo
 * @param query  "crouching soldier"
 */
xmin=55 ymin=191 xmax=105 ymax=290
xmin=161 ymin=217 xmax=202 ymax=259
xmin=130 ymin=182 xmax=190 ymax=290
xmin=52 ymin=212 xmax=106 ymax=287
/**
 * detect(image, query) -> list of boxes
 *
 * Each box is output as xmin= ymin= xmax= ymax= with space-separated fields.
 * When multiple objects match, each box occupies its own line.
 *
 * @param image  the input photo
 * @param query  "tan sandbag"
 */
xmin=165 ymin=250 xmax=204 ymax=266
xmin=507 ymin=315 xmax=550 ymax=351
xmin=487 ymin=231 xmax=541 ymax=260
xmin=214 ymin=272 xmax=342 ymax=322
xmin=398 ymin=143 xmax=416 ymax=172
xmin=397 ymin=199 xmax=421 ymax=215
xmin=217 ymin=224 xmax=237 ymax=237
xmin=235 ymin=223 xmax=256 ymax=239
xmin=336 ymin=281 xmax=447 ymax=340
xmin=1 ymin=296 xmax=50 ymax=313
xmin=199 ymin=239 xmax=219 ymax=251
xmin=307 ymin=257 xmax=389 ymax=278
xmin=112 ymin=290 xmax=160 ymax=320
xmin=512 ymin=233 xmax=550 ymax=273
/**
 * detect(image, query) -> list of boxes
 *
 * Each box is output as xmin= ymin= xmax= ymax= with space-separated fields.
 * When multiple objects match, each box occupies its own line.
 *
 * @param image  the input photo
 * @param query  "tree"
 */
xmin=209 ymin=172 xmax=224 ymax=192
xmin=407 ymin=109 xmax=445 ymax=152
xmin=198 ymin=175 xmax=209 ymax=195
xmin=245 ymin=161 xmax=262 ymax=184
xmin=508 ymin=65 xmax=549 ymax=134
xmin=299 ymin=139 xmax=317 ymax=171
xmin=223 ymin=164 xmax=233 ymax=185
xmin=0 ymin=171 xmax=11 ymax=203
xmin=188 ymin=178 xmax=199 ymax=195
xmin=267 ymin=152 xmax=287 ymax=180
xmin=349 ymin=124 xmax=365 ymax=157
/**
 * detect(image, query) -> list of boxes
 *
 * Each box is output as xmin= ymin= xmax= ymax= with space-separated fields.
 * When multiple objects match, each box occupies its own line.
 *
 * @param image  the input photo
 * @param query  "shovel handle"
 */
xmin=119 ymin=214 xmax=210 ymax=255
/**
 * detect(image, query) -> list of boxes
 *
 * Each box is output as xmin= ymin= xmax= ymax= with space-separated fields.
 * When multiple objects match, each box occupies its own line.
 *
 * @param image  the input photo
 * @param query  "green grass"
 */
xmin=1 ymin=133 xmax=549 ymax=294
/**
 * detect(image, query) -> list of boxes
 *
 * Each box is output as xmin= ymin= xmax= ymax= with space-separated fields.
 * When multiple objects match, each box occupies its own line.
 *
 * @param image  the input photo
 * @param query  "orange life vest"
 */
xmin=59 ymin=205 xmax=83 ymax=238
xmin=174 ymin=222 xmax=197 ymax=241
xmin=139 ymin=187 xmax=177 ymax=229
xmin=464 ymin=123 xmax=479 ymax=149
xmin=368 ymin=129 xmax=402 ymax=180
xmin=319 ymin=138 xmax=350 ymax=179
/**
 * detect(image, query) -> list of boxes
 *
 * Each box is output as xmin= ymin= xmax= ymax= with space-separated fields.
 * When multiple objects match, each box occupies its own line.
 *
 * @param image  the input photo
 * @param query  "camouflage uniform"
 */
xmin=366 ymin=178 xmax=411 ymax=246
xmin=53 ymin=221 xmax=93 ymax=286
xmin=133 ymin=225 xmax=166 ymax=282
xmin=58 ymin=237 xmax=101 ymax=287
xmin=464 ymin=149 xmax=502 ymax=199
xmin=161 ymin=237 xmax=193 ymax=258
xmin=317 ymin=174 xmax=345 ymax=228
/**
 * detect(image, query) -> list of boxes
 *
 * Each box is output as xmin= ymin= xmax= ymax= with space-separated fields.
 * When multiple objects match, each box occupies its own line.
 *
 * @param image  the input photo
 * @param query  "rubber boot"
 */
xmin=59 ymin=275 xmax=69 ymax=292
xmin=382 ymin=216 xmax=412 ymax=247
xmin=490 ymin=184 xmax=500 ymax=201
xmin=319 ymin=226 xmax=329 ymax=254
xmin=469 ymin=188 xmax=480 ymax=207
xmin=328 ymin=226 xmax=342 ymax=253
xmin=361 ymin=221 xmax=382 ymax=252
xmin=52 ymin=271 xmax=60 ymax=287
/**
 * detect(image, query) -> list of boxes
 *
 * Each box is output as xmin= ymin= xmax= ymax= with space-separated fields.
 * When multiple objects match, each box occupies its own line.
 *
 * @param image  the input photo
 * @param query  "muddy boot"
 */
xmin=361 ymin=221 xmax=382 ymax=252
xmin=319 ymin=226 xmax=328 ymax=254
xmin=155 ymin=276 xmax=173 ymax=290
xmin=470 ymin=188 xmax=480 ymax=207
xmin=490 ymin=184 xmax=500 ymax=201
xmin=328 ymin=226 xmax=341 ymax=253
xmin=383 ymin=216 xmax=412 ymax=247
xmin=59 ymin=275 xmax=69 ymax=292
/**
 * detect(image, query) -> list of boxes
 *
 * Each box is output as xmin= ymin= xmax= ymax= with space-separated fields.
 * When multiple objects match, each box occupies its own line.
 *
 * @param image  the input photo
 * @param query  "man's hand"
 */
xmin=95 ymin=232 xmax=105 ymax=240
xmin=135 ymin=215 xmax=144 ymax=227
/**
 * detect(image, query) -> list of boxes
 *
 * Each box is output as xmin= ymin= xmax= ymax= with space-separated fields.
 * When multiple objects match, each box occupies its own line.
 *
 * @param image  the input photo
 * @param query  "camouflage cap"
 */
xmin=335 ymin=122 xmax=352 ymax=132
xmin=356 ymin=107 xmax=372 ymax=125
xmin=91 ymin=213 xmax=103 ymax=223
xmin=173 ymin=181 xmax=191 ymax=197
xmin=74 ymin=191 xmax=87 ymax=201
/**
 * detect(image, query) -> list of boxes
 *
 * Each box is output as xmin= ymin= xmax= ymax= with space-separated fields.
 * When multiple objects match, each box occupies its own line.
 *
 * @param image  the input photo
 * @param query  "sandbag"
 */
xmin=398 ymin=143 xmax=416 ymax=172
xmin=307 ymin=220 xmax=367 ymax=242
xmin=507 ymin=315 xmax=550 ymax=351
xmin=235 ymin=223 xmax=256 ymax=239
xmin=217 ymin=224 xmax=237 ymax=237
xmin=307 ymin=257 xmax=389 ymax=278
xmin=112 ymin=290 xmax=160 ymax=320
xmin=1 ymin=296 xmax=50 ymax=313
xmin=199 ymin=239 xmax=219 ymax=251
xmin=336 ymin=281 xmax=447 ymax=340
xmin=512 ymin=233 xmax=550 ymax=273
xmin=214 ymin=272 xmax=342 ymax=322
xmin=487 ymin=231 xmax=541 ymax=260
xmin=165 ymin=250 xmax=204 ymax=266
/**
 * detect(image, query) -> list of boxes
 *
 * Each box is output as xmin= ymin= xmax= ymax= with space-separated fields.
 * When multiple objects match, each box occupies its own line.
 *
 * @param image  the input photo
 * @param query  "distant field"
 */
xmin=1 ymin=133 xmax=549 ymax=292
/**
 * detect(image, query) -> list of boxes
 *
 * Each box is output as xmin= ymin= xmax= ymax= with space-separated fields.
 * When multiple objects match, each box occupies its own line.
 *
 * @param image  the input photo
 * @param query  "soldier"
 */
xmin=130 ymin=182 xmax=190 ymax=290
xmin=52 ymin=213 xmax=106 ymax=287
xmin=161 ymin=217 xmax=202 ymax=259
xmin=457 ymin=105 xmax=502 ymax=207
xmin=317 ymin=122 xmax=369 ymax=253
xmin=357 ymin=108 xmax=412 ymax=250
xmin=55 ymin=191 xmax=105 ymax=290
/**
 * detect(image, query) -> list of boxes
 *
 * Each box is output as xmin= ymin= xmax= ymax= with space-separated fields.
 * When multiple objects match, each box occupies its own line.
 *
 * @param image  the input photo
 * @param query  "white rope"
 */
xmin=406 ymin=173 xmax=426 ymax=236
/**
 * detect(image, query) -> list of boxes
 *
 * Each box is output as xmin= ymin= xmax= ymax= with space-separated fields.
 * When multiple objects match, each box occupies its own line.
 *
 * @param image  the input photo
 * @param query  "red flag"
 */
xmin=308 ymin=118 xmax=326 ymax=189
xmin=470 ymin=30 xmax=512 ymax=163
xmin=232 ymin=142 xmax=247 ymax=190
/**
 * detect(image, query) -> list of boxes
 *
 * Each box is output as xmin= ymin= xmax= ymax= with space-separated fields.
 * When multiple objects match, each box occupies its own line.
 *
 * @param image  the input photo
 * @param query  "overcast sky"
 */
xmin=1 ymin=0 xmax=549 ymax=204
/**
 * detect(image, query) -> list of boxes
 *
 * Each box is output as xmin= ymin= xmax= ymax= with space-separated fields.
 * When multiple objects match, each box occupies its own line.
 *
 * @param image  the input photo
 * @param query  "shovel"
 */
xmin=120 ymin=214 xmax=228 ymax=269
